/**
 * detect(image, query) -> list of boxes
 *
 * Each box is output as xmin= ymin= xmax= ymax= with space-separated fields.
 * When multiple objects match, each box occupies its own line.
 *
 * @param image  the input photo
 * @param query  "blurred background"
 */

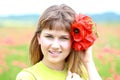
xmin=0 ymin=0 xmax=120 ymax=80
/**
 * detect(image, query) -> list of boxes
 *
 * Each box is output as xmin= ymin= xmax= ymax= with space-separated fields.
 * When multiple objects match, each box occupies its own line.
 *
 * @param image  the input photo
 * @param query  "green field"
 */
xmin=0 ymin=23 xmax=120 ymax=80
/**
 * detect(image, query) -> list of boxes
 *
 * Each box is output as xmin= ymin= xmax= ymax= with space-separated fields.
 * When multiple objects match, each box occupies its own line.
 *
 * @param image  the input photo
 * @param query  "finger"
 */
xmin=87 ymin=46 xmax=92 ymax=52
xmin=66 ymin=71 xmax=72 ymax=80
xmin=72 ymin=73 xmax=82 ymax=80
xmin=72 ymin=73 xmax=80 ymax=77
xmin=68 ymin=71 xmax=72 ymax=75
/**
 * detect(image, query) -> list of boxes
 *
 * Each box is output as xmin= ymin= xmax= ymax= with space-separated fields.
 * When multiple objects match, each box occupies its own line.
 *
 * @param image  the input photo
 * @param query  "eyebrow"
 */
xmin=44 ymin=32 xmax=70 ymax=36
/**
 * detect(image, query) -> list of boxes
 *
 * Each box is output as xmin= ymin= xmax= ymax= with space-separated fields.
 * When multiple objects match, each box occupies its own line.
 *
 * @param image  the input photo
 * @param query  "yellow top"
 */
xmin=16 ymin=61 xmax=88 ymax=80
xmin=16 ymin=61 xmax=68 ymax=80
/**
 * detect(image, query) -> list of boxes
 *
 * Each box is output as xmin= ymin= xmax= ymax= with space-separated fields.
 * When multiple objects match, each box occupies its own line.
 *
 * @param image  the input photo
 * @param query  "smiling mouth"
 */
xmin=49 ymin=51 xmax=62 ymax=54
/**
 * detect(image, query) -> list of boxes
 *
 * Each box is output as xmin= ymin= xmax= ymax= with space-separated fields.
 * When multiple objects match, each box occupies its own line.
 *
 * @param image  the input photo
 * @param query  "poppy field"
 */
xmin=0 ymin=23 xmax=120 ymax=80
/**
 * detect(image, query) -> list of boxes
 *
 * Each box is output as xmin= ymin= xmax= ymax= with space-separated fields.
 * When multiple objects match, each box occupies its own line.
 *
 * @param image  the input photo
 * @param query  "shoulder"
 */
xmin=16 ymin=63 xmax=41 ymax=80
xmin=16 ymin=69 xmax=36 ymax=80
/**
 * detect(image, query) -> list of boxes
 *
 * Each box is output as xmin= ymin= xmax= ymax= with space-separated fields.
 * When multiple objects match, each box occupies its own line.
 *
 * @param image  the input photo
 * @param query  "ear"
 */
xmin=37 ymin=34 xmax=41 ymax=45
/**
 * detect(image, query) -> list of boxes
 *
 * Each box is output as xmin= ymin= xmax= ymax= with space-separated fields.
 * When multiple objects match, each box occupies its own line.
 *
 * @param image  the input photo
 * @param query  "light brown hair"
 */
xmin=29 ymin=4 xmax=88 ymax=79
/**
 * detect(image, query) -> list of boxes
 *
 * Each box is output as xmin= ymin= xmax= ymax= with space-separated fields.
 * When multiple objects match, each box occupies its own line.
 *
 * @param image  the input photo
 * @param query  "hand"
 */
xmin=80 ymin=46 xmax=93 ymax=66
xmin=66 ymin=71 xmax=82 ymax=80
xmin=80 ymin=46 xmax=102 ymax=80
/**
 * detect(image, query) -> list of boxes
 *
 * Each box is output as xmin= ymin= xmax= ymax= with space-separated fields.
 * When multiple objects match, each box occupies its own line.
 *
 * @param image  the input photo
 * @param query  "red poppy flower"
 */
xmin=71 ymin=14 xmax=97 ymax=51
xmin=71 ymin=22 xmax=85 ymax=42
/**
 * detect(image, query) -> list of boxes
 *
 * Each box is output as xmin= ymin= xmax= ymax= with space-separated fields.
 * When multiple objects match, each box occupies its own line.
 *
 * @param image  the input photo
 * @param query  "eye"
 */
xmin=60 ymin=36 xmax=70 ymax=40
xmin=45 ymin=35 xmax=53 ymax=39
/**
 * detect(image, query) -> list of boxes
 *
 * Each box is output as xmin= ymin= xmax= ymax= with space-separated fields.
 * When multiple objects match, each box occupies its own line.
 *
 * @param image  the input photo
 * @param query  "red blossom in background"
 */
xmin=12 ymin=61 xmax=27 ymax=68
xmin=71 ymin=14 xmax=98 ymax=51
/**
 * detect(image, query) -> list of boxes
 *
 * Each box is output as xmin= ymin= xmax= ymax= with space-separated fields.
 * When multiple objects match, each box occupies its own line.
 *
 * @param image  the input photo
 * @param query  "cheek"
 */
xmin=39 ymin=38 xmax=51 ymax=55
xmin=40 ymin=38 xmax=51 ymax=47
xmin=62 ymin=41 xmax=72 ymax=51
xmin=62 ymin=42 xmax=72 ymax=58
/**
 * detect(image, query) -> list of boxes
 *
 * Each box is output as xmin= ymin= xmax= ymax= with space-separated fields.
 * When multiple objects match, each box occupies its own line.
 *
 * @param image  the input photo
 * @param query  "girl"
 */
xmin=16 ymin=4 xmax=102 ymax=80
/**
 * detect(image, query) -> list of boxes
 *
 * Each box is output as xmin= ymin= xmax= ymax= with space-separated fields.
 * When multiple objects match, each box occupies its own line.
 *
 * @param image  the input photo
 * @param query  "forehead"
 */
xmin=41 ymin=29 xmax=70 ymax=36
xmin=43 ymin=20 xmax=71 ymax=32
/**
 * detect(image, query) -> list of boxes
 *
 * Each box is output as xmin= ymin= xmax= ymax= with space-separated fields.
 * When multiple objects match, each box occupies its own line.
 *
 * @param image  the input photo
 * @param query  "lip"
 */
xmin=49 ymin=51 xmax=62 ymax=54
xmin=48 ymin=50 xmax=62 ymax=57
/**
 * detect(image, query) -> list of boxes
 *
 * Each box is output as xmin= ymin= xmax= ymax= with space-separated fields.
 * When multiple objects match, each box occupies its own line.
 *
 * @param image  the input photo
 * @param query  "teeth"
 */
xmin=53 ymin=52 xmax=59 ymax=54
xmin=49 ymin=51 xmax=61 ymax=54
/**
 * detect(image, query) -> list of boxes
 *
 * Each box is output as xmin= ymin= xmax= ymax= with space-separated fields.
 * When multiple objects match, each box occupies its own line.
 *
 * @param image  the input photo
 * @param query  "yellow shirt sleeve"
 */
xmin=16 ymin=70 xmax=36 ymax=80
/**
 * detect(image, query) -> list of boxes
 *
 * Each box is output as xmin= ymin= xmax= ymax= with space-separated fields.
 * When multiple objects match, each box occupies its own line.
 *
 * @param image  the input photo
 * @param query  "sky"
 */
xmin=0 ymin=0 xmax=120 ymax=16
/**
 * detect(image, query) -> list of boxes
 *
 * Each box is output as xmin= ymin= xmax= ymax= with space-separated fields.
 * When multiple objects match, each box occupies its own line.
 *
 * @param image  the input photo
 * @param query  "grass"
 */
xmin=0 ymin=23 xmax=120 ymax=80
xmin=0 ymin=45 xmax=29 ymax=80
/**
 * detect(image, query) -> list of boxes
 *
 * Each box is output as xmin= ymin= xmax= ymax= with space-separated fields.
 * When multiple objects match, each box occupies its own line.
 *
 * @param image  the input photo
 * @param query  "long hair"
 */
xmin=29 ymin=4 xmax=88 ymax=79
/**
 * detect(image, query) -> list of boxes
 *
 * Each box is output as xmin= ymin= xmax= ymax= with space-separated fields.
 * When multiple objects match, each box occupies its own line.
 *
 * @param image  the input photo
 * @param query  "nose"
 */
xmin=51 ymin=39 xmax=60 ymax=50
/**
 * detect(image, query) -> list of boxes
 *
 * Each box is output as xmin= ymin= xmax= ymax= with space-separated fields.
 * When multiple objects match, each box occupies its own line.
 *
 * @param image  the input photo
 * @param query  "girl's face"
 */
xmin=37 ymin=29 xmax=72 ymax=64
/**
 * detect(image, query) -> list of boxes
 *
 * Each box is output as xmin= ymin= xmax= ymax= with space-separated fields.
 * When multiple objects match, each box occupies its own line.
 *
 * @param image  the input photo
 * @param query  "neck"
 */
xmin=42 ymin=60 xmax=65 ymax=71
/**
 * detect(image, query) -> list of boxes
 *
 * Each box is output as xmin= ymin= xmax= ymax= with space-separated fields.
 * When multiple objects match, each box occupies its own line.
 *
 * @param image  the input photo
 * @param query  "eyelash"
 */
xmin=45 ymin=35 xmax=69 ymax=40
xmin=45 ymin=35 xmax=53 ymax=38
xmin=60 ymin=37 xmax=69 ymax=40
